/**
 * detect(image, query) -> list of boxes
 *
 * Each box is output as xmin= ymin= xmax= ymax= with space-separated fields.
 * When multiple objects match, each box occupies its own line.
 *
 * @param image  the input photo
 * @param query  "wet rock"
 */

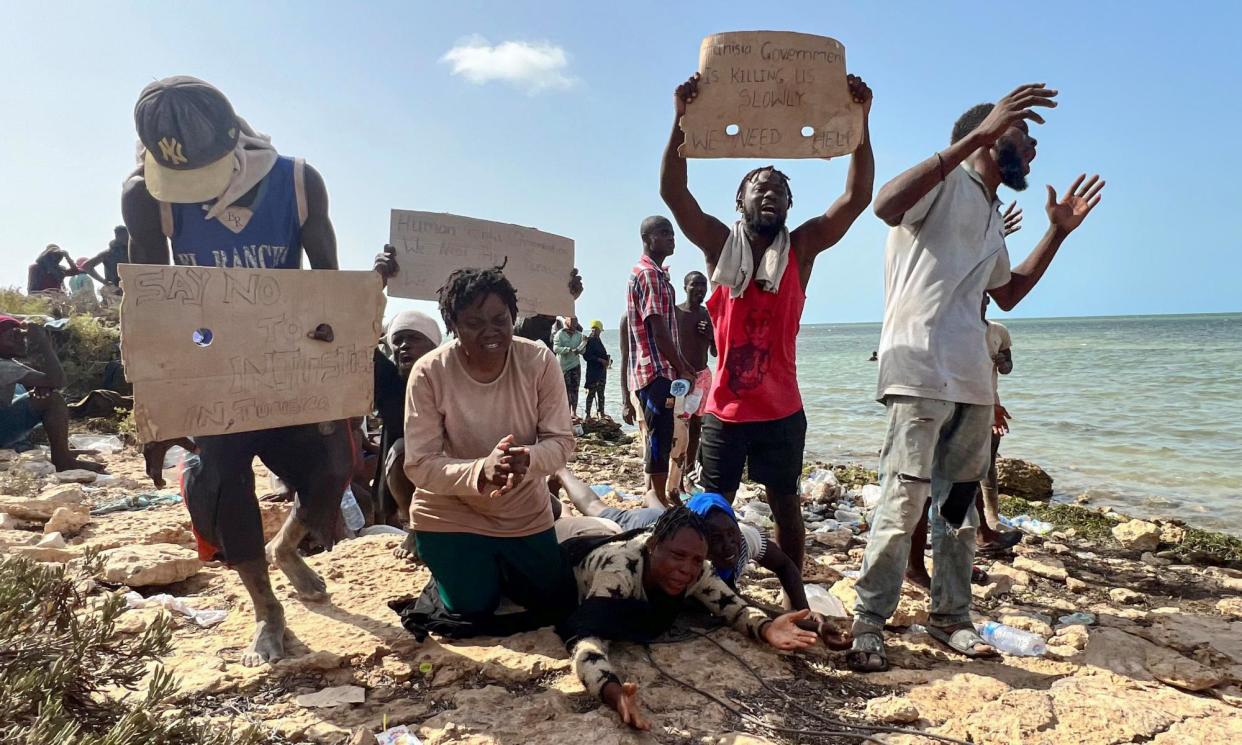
xmin=865 ymin=695 xmax=920 ymax=724
xmin=1013 ymin=554 xmax=1067 ymax=582
xmin=995 ymin=458 xmax=1053 ymax=499
xmin=100 ymin=544 xmax=202 ymax=587
xmin=44 ymin=505 xmax=90 ymax=537
xmin=1108 ymin=587 xmax=1143 ymax=604
xmin=1111 ymin=519 xmax=1161 ymax=552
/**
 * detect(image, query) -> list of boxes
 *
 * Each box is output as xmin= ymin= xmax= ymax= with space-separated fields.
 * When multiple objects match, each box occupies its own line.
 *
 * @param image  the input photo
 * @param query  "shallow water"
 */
xmin=597 ymin=313 xmax=1242 ymax=535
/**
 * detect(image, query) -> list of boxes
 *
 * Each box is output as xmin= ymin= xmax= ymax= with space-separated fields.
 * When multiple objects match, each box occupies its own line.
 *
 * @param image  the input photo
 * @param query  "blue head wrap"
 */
xmin=686 ymin=492 xmax=739 ymax=582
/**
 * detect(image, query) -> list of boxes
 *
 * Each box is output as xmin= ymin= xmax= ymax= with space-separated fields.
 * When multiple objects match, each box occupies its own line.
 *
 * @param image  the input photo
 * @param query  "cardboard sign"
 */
xmin=387 ymin=210 xmax=575 ymax=317
xmin=678 ymin=31 xmax=863 ymax=159
xmin=119 ymin=265 xmax=384 ymax=442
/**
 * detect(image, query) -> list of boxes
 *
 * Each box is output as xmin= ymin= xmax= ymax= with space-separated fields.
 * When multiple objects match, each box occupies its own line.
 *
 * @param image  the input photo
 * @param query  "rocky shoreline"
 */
xmin=3 ymin=422 xmax=1242 ymax=744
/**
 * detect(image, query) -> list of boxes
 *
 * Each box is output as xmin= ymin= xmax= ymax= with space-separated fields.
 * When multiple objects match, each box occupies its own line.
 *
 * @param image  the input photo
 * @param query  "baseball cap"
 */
xmin=134 ymin=76 xmax=240 ymax=203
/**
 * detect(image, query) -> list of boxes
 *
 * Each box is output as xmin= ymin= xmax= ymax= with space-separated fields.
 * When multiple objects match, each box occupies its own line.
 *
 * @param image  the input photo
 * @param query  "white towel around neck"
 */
xmin=710 ymin=221 xmax=791 ymax=299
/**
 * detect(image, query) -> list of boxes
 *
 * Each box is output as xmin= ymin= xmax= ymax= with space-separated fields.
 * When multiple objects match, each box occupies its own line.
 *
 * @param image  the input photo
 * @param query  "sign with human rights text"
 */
xmin=119 ymin=265 xmax=384 ymax=441
xmin=387 ymin=210 xmax=576 ymax=317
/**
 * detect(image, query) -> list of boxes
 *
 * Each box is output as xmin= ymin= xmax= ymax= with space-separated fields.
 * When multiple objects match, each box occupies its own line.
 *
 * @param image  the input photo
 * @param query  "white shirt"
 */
xmin=877 ymin=165 xmax=1012 ymax=406
xmin=986 ymin=321 xmax=1012 ymax=405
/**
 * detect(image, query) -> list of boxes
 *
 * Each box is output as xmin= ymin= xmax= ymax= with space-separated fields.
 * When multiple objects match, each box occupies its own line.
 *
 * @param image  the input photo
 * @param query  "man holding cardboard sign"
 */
xmin=121 ymin=75 xmax=364 ymax=667
xmin=660 ymin=42 xmax=873 ymax=583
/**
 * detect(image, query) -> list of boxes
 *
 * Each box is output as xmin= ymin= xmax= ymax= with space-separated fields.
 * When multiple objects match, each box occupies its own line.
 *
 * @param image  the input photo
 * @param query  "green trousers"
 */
xmin=415 ymin=528 xmax=570 ymax=616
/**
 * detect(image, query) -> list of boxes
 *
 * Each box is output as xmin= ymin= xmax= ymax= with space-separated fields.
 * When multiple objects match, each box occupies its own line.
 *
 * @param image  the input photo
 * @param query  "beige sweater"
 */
xmin=404 ymin=337 xmax=574 ymax=537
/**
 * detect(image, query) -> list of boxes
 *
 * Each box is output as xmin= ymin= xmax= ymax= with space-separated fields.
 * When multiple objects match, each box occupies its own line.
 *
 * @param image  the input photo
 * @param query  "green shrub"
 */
xmin=0 ymin=287 xmax=52 ymax=316
xmin=0 ymin=555 xmax=262 ymax=744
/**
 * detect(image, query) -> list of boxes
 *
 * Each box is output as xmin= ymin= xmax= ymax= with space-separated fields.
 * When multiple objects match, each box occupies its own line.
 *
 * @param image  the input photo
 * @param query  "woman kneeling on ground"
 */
xmin=399 ymin=266 xmax=576 ymax=634
xmin=559 ymin=507 xmax=817 ymax=731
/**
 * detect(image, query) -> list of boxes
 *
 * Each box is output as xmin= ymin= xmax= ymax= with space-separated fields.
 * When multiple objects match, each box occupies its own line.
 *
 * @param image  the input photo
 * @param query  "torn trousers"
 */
xmin=854 ymin=395 xmax=992 ymax=629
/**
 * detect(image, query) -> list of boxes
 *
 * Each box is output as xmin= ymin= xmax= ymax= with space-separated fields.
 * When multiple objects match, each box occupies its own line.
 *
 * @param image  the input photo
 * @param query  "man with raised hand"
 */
xmin=850 ymin=83 xmax=1104 ymax=671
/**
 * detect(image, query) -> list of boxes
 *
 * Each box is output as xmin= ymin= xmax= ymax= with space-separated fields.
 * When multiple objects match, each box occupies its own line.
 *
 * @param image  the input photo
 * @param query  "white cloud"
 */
xmin=440 ymin=36 xmax=576 ymax=94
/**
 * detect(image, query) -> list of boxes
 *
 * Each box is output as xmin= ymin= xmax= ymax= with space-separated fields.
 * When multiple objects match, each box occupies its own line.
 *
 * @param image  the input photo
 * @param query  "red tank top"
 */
xmin=705 ymin=257 xmax=805 ymax=422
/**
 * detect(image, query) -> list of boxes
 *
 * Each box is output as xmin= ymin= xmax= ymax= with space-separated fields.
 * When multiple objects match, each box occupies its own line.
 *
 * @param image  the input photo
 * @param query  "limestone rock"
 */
xmin=865 ymin=695 xmax=920 ymax=724
xmin=100 ymin=544 xmax=202 ymax=587
xmin=1013 ymin=554 xmax=1068 ymax=581
xmin=10 ymin=544 xmax=79 ymax=563
xmin=1108 ymin=587 xmax=1143 ymax=604
xmin=1160 ymin=523 xmax=1186 ymax=545
xmin=37 ymin=531 xmax=67 ymax=548
xmin=0 ymin=485 xmax=85 ymax=521
xmin=999 ymin=610 xmax=1053 ymax=638
xmin=1140 ymin=551 xmax=1170 ymax=567
xmin=1066 ymin=576 xmax=1089 ymax=593
xmin=53 ymin=468 xmax=99 ymax=484
xmin=831 ymin=576 xmax=928 ymax=627
xmin=1055 ymin=623 xmax=1091 ymax=651
xmin=971 ymin=573 xmax=1014 ymax=600
xmin=44 ymin=506 xmax=90 ymax=537
xmin=347 ymin=727 xmax=378 ymax=745
xmin=810 ymin=527 xmax=852 ymax=550
xmin=1111 ymin=519 xmax=1161 ymax=552
xmin=988 ymin=561 xmax=1033 ymax=587
xmin=1083 ymin=627 xmax=1224 ymax=692
xmin=1217 ymin=597 xmax=1242 ymax=619
xmin=995 ymin=457 xmax=1053 ymax=499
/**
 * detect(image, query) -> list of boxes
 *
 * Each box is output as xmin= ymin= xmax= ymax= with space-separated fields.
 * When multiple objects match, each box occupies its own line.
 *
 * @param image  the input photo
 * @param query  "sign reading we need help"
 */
xmin=678 ymin=31 xmax=864 ymax=159
xmin=387 ymin=210 xmax=576 ymax=317
xmin=119 ymin=265 xmax=384 ymax=441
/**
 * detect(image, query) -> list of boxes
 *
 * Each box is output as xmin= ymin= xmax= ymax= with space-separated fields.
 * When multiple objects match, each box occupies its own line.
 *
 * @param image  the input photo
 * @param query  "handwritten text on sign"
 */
xmin=678 ymin=31 xmax=863 ymax=159
xmin=387 ymin=210 xmax=575 ymax=317
xmin=119 ymin=265 xmax=384 ymax=441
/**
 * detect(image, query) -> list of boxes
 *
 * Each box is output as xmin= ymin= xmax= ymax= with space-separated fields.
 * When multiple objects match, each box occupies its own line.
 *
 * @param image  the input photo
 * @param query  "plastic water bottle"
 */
xmin=340 ymin=487 xmax=365 ymax=533
xmin=1009 ymin=515 xmax=1054 ymax=536
xmin=834 ymin=507 xmax=861 ymax=523
xmin=976 ymin=621 xmax=1047 ymax=657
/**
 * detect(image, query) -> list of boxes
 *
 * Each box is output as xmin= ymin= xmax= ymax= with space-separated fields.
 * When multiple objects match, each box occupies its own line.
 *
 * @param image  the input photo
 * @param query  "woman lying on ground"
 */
xmin=558 ymin=507 xmax=818 ymax=731
xmin=396 ymin=266 xmax=576 ymax=636
xmin=558 ymin=468 xmax=850 ymax=648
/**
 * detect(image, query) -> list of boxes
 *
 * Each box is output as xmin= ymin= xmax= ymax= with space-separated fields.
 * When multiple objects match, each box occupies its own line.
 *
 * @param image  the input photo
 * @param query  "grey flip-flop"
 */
xmin=846 ymin=630 xmax=889 ymax=672
xmin=927 ymin=625 xmax=1000 ymax=659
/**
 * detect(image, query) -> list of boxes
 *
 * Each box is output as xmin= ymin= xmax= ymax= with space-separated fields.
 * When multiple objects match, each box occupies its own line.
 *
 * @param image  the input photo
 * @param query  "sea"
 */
xmin=598 ymin=313 xmax=1242 ymax=536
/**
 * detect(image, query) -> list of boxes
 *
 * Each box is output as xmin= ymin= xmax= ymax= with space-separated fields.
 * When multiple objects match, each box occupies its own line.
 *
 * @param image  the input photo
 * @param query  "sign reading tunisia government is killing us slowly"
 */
xmin=118 ymin=265 xmax=385 ymax=442
xmin=387 ymin=210 xmax=576 ymax=317
xmin=679 ymin=31 xmax=864 ymax=159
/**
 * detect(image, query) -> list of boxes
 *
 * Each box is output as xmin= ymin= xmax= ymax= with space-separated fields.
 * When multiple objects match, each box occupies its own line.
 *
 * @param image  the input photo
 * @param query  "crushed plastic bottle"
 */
xmin=1057 ymin=612 xmax=1096 ymax=627
xmin=801 ymin=469 xmax=841 ymax=501
xmin=804 ymin=584 xmax=848 ymax=618
xmin=859 ymin=484 xmax=883 ymax=509
xmin=977 ymin=621 xmax=1047 ymax=657
xmin=340 ymin=487 xmax=365 ymax=533
xmin=1005 ymin=514 xmax=1054 ymax=536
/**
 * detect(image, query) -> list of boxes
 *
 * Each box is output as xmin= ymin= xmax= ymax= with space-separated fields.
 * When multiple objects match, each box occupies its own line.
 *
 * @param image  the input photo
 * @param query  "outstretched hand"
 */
xmin=674 ymin=73 xmax=701 ymax=116
xmin=762 ymin=609 xmax=820 ymax=651
xmin=973 ymin=83 xmax=1058 ymax=146
xmin=1002 ymin=201 xmax=1024 ymax=236
xmin=603 ymin=681 xmax=650 ymax=731
xmin=1047 ymin=174 xmax=1105 ymax=235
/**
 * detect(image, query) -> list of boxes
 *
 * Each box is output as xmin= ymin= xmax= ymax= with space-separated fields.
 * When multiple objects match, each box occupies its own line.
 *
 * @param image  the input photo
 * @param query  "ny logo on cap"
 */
xmin=158 ymin=137 xmax=188 ymax=165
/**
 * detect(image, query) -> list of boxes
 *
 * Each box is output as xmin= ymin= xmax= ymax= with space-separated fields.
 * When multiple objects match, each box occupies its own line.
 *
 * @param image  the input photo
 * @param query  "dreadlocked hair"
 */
xmin=650 ymin=505 xmax=708 ymax=545
xmin=735 ymin=165 xmax=793 ymax=210
xmin=436 ymin=260 xmax=519 ymax=333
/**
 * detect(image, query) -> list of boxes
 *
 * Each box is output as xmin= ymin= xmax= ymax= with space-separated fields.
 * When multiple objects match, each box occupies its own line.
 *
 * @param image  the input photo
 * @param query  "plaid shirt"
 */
xmin=626 ymin=254 xmax=679 ymax=391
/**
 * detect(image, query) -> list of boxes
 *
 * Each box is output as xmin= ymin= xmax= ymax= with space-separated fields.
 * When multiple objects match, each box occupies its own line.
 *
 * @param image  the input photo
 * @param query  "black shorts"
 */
xmin=638 ymin=377 xmax=675 ymax=475
xmin=181 ymin=421 xmax=354 ymax=564
xmin=699 ymin=409 xmax=806 ymax=497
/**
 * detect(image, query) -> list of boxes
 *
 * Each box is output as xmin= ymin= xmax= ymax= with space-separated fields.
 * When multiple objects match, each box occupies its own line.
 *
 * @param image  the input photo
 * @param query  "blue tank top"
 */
xmin=167 ymin=156 xmax=303 ymax=269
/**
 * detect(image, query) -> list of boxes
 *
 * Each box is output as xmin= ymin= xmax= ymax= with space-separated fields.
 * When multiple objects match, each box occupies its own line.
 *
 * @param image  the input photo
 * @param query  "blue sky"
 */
xmin=2 ymin=1 xmax=1238 ymax=326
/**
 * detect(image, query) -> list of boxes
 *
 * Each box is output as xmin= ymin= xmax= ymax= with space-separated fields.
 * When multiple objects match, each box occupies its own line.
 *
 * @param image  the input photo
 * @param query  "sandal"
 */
xmin=978 ymin=530 xmax=1022 ymax=556
xmin=926 ymin=624 xmax=1000 ymax=659
xmin=846 ymin=630 xmax=889 ymax=672
xmin=971 ymin=566 xmax=989 ymax=584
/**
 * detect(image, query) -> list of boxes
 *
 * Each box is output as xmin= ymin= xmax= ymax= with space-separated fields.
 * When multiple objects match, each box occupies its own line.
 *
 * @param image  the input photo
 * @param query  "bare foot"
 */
xmin=266 ymin=543 xmax=328 ymax=600
xmin=53 ymin=456 xmax=106 ymax=473
xmin=241 ymin=618 xmax=286 ymax=666
xmin=393 ymin=531 xmax=419 ymax=562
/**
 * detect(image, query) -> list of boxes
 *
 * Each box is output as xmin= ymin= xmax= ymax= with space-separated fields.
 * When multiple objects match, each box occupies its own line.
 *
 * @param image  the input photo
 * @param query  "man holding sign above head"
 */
xmin=660 ymin=35 xmax=874 ymax=581
xmin=122 ymin=76 xmax=354 ymax=666
xmin=849 ymin=85 xmax=1104 ymax=671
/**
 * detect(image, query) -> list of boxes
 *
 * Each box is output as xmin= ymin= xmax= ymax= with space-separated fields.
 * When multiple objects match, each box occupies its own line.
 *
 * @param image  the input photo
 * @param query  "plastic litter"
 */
xmin=67 ymin=434 xmax=124 ymax=454
xmin=590 ymin=483 xmax=640 ymax=502
xmin=977 ymin=621 xmax=1047 ymax=656
xmin=738 ymin=501 xmax=774 ymax=529
xmin=859 ymin=484 xmax=883 ymax=509
xmin=163 ymin=446 xmax=191 ymax=470
xmin=91 ymin=492 xmax=181 ymax=515
xmin=1002 ymin=514 xmax=1054 ymax=536
xmin=376 ymin=725 xmax=424 ymax=745
xmin=340 ymin=487 xmax=365 ymax=533
xmin=804 ymin=584 xmax=848 ymax=618
xmin=123 ymin=590 xmax=228 ymax=628
xmin=801 ymin=469 xmax=841 ymax=501
xmin=1057 ymin=612 xmax=1096 ymax=627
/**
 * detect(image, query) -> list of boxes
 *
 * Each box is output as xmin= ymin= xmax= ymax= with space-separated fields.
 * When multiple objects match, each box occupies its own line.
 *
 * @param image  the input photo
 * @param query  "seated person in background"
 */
xmin=27 ymin=245 xmax=81 ymax=295
xmin=398 ymin=266 xmax=576 ymax=634
xmin=559 ymin=507 xmax=816 ymax=731
xmin=0 ymin=316 xmax=105 ymax=473
xmin=559 ymin=468 xmax=847 ymax=646
xmin=373 ymin=309 xmax=442 ymax=558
